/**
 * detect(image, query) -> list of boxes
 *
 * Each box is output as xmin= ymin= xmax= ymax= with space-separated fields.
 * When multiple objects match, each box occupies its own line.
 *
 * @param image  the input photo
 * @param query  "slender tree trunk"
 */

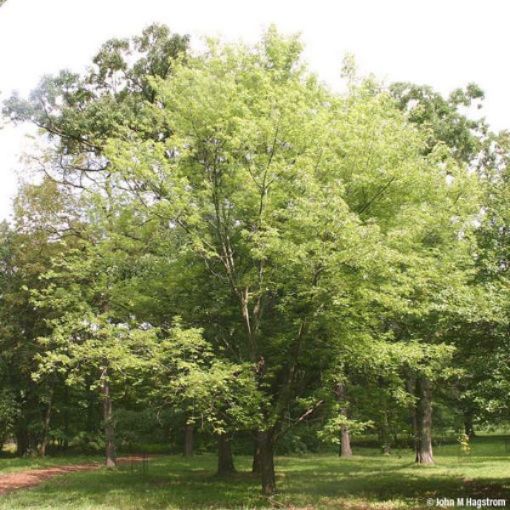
xmin=335 ymin=382 xmax=352 ymax=457
xmin=184 ymin=423 xmax=194 ymax=457
xmin=258 ymin=430 xmax=276 ymax=496
xmin=62 ymin=384 xmax=70 ymax=451
xmin=464 ymin=411 xmax=475 ymax=438
xmin=380 ymin=411 xmax=391 ymax=454
xmin=102 ymin=375 xmax=116 ymax=469
xmin=15 ymin=425 xmax=29 ymax=457
xmin=406 ymin=375 xmax=418 ymax=451
xmin=39 ymin=390 xmax=53 ymax=457
xmin=217 ymin=434 xmax=235 ymax=476
xmin=86 ymin=378 xmax=98 ymax=433
xmin=414 ymin=376 xmax=434 ymax=465
xmin=340 ymin=424 xmax=352 ymax=457
xmin=252 ymin=436 xmax=261 ymax=474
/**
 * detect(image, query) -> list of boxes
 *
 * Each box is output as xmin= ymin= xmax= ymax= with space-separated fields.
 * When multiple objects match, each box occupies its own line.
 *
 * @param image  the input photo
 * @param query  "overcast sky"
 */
xmin=1 ymin=0 xmax=509 ymax=221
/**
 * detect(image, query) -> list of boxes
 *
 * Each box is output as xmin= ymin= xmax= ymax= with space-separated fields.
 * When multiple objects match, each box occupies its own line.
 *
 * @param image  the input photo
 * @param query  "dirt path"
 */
xmin=0 ymin=455 xmax=149 ymax=495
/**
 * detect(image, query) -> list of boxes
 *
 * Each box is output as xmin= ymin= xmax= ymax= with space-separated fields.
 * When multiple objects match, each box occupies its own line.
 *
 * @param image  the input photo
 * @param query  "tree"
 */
xmin=2 ymin=23 xmax=488 ymax=494
xmin=2 ymin=24 xmax=191 ymax=458
xmin=389 ymin=82 xmax=487 ymax=165
xmin=150 ymin=321 xmax=261 ymax=475
xmin=388 ymin=81 xmax=491 ymax=462
xmin=105 ymin=29 xmax=478 ymax=492
xmin=0 ymin=180 xmax=74 ymax=456
xmin=31 ymin=209 xmax=158 ymax=468
xmin=3 ymin=24 xmax=189 ymax=188
xmin=464 ymin=131 xmax=510 ymax=425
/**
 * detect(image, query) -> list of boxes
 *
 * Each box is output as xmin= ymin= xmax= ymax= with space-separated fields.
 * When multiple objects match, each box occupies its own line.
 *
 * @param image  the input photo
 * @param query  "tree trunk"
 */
xmin=414 ymin=376 xmax=434 ymax=465
xmin=184 ymin=423 xmax=194 ymax=457
xmin=39 ymin=391 xmax=53 ymax=457
xmin=340 ymin=425 xmax=352 ymax=457
xmin=380 ymin=411 xmax=391 ymax=454
xmin=406 ymin=375 xmax=418 ymax=451
xmin=62 ymin=384 xmax=70 ymax=451
xmin=252 ymin=438 xmax=261 ymax=474
xmin=258 ymin=430 xmax=276 ymax=496
xmin=102 ymin=375 xmax=116 ymax=469
xmin=15 ymin=425 xmax=29 ymax=457
xmin=464 ymin=411 xmax=475 ymax=438
xmin=335 ymin=382 xmax=352 ymax=458
xmin=217 ymin=434 xmax=235 ymax=476
xmin=86 ymin=378 xmax=98 ymax=433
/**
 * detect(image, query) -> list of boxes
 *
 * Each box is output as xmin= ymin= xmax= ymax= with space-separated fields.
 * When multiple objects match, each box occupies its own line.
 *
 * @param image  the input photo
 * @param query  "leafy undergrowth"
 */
xmin=0 ymin=437 xmax=508 ymax=509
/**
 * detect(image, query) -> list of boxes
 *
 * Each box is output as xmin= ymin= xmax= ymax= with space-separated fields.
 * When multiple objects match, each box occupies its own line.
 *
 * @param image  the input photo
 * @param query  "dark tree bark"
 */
xmin=379 ymin=411 xmax=391 ymax=454
xmin=258 ymin=430 xmax=276 ymax=496
xmin=15 ymin=425 xmax=29 ymax=457
xmin=217 ymin=434 xmax=235 ymax=476
xmin=38 ymin=390 xmax=53 ymax=457
xmin=406 ymin=374 xmax=418 ymax=451
xmin=62 ymin=384 xmax=71 ymax=452
xmin=414 ymin=375 xmax=434 ymax=465
xmin=102 ymin=374 xmax=116 ymax=469
xmin=184 ymin=423 xmax=194 ymax=457
xmin=252 ymin=438 xmax=261 ymax=474
xmin=464 ymin=411 xmax=476 ymax=438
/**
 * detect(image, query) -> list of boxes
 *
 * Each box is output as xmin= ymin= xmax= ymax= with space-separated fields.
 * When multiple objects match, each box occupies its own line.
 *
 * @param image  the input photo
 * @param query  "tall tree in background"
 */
xmin=3 ymin=23 xmax=192 ymax=456
xmin=467 ymin=132 xmax=510 ymax=425
xmin=4 ymin=23 xmax=189 ymax=189
xmin=389 ymin=81 xmax=489 ymax=462
xmin=389 ymin=82 xmax=487 ymax=165
xmin=0 ymin=179 xmax=78 ymax=455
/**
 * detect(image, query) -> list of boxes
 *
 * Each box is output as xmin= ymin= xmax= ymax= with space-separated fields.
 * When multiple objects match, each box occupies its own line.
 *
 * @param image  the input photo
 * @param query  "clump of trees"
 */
xmin=0 ymin=24 xmax=509 ymax=496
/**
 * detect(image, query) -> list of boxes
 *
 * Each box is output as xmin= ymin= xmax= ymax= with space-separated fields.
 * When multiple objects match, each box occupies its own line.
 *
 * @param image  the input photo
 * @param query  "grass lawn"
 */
xmin=0 ymin=455 xmax=104 ymax=475
xmin=0 ymin=437 xmax=508 ymax=509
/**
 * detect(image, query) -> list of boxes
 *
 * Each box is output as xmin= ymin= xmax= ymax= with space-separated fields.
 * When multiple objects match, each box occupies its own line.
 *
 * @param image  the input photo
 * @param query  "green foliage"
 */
xmin=151 ymin=321 xmax=263 ymax=435
xmin=457 ymin=430 xmax=471 ymax=455
xmin=0 ymin=389 xmax=19 ymax=446
xmin=103 ymin=30 xmax=481 ymax=457
xmin=390 ymin=81 xmax=487 ymax=164
xmin=318 ymin=413 xmax=373 ymax=446
xmin=4 ymin=24 xmax=189 ymax=153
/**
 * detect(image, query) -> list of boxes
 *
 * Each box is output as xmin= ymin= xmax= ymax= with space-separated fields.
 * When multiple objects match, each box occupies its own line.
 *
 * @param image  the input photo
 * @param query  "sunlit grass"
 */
xmin=0 ymin=436 xmax=508 ymax=509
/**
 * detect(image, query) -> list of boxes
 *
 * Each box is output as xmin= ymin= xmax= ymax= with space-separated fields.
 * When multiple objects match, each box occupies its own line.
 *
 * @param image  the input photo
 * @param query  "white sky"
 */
xmin=1 ymin=0 xmax=509 ymax=221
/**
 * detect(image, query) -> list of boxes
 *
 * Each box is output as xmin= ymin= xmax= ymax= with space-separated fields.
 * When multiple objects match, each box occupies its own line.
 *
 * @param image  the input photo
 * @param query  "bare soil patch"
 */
xmin=0 ymin=455 xmax=148 ymax=494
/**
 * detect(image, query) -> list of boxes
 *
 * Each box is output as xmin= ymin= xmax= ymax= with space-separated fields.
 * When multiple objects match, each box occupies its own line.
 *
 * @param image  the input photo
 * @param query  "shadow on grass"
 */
xmin=276 ymin=452 xmax=510 ymax=508
xmin=0 ymin=447 xmax=509 ymax=509
xmin=0 ymin=456 xmax=264 ymax=509
xmin=281 ymin=464 xmax=510 ymax=500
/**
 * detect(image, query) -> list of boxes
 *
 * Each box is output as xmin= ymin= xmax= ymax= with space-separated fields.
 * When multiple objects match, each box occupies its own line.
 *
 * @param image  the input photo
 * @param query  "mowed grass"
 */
xmin=0 ymin=437 xmax=509 ymax=509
